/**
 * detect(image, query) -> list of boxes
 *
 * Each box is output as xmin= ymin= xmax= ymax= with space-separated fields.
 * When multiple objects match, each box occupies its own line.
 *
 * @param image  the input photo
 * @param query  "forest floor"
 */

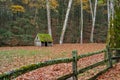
xmin=0 ymin=43 xmax=120 ymax=80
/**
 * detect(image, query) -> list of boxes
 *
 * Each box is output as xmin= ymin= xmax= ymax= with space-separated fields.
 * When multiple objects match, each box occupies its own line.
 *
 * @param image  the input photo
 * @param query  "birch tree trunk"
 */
xmin=80 ymin=0 xmax=83 ymax=44
xmin=46 ymin=0 xmax=52 ymax=36
xmin=89 ymin=0 xmax=94 ymax=21
xmin=107 ymin=0 xmax=110 ymax=29
xmin=59 ymin=0 xmax=73 ymax=44
xmin=110 ymin=0 xmax=114 ymax=22
xmin=108 ymin=0 xmax=115 ymax=46
xmin=106 ymin=0 xmax=111 ymax=44
xmin=90 ymin=0 xmax=98 ymax=43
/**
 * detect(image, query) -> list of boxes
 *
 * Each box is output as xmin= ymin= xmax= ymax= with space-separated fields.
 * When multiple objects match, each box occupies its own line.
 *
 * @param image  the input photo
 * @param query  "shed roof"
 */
xmin=37 ymin=33 xmax=53 ymax=42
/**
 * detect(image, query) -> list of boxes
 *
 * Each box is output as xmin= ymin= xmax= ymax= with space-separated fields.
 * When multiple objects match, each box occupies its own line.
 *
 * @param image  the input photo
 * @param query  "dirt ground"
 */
xmin=1 ymin=43 xmax=120 ymax=80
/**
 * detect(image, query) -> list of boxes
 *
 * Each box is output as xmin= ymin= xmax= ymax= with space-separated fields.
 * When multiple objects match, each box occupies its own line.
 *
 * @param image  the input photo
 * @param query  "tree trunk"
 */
xmin=113 ymin=0 xmax=120 ymax=62
xmin=46 ymin=0 xmax=52 ymax=36
xmin=107 ymin=0 xmax=110 ymax=30
xmin=90 ymin=0 xmax=98 ymax=43
xmin=110 ymin=0 xmax=114 ymax=24
xmin=107 ymin=0 xmax=120 ymax=62
xmin=106 ymin=0 xmax=115 ymax=46
xmin=106 ymin=0 xmax=111 ymax=44
xmin=89 ymin=0 xmax=94 ymax=21
xmin=59 ymin=0 xmax=73 ymax=44
xmin=80 ymin=0 xmax=83 ymax=44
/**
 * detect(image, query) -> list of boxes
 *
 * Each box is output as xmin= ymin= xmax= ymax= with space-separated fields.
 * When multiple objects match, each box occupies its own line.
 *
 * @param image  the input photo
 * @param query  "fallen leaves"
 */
xmin=97 ymin=63 xmax=120 ymax=80
xmin=0 ymin=43 xmax=108 ymax=80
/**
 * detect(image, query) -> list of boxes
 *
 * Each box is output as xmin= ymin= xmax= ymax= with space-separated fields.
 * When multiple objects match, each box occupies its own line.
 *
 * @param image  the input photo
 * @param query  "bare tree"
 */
xmin=90 ymin=0 xmax=98 ymax=43
xmin=59 ymin=0 xmax=73 ymax=44
xmin=89 ymin=0 xmax=94 ymax=21
xmin=46 ymin=0 xmax=52 ymax=36
xmin=80 ymin=0 xmax=83 ymax=44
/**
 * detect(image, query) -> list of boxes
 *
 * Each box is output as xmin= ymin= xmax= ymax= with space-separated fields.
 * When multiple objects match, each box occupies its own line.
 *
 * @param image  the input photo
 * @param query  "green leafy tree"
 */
xmin=107 ymin=0 xmax=120 ymax=61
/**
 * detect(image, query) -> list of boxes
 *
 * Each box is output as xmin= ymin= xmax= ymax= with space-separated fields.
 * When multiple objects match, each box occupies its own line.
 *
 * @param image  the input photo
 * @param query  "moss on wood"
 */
xmin=77 ymin=49 xmax=106 ymax=59
xmin=37 ymin=33 xmax=53 ymax=42
xmin=0 ymin=57 xmax=73 ymax=79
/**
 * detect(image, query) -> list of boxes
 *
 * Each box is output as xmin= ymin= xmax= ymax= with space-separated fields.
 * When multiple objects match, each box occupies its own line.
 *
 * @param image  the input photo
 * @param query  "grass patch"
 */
xmin=0 ymin=48 xmax=68 ymax=73
xmin=0 ymin=49 xmax=52 ymax=72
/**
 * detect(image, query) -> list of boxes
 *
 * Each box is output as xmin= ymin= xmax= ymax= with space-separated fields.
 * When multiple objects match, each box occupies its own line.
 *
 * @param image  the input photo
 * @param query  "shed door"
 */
xmin=45 ymin=42 xmax=47 ymax=46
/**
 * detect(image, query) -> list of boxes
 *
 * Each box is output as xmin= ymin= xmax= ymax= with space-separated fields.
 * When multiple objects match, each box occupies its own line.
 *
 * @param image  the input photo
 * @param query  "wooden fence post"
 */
xmin=72 ymin=50 xmax=78 ymax=80
xmin=106 ymin=46 xmax=113 ymax=68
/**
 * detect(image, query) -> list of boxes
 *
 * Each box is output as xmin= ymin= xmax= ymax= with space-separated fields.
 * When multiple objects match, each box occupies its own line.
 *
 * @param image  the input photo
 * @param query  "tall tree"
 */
xmin=59 ymin=0 xmax=73 ymax=44
xmin=89 ymin=0 xmax=94 ymax=20
xmin=80 ymin=0 xmax=84 ymax=44
xmin=106 ymin=0 xmax=111 ymax=44
xmin=107 ymin=0 xmax=114 ymax=46
xmin=110 ymin=0 xmax=114 ymax=23
xmin=107 ymin=0 xmax=110 ymax=29
xmin=90 ymin=0 xmax=98 ymax=43
xmin=46 ymin=0 xmax=52 ymax=36
xmin=107 ymin=0 xmax=120 ymax=61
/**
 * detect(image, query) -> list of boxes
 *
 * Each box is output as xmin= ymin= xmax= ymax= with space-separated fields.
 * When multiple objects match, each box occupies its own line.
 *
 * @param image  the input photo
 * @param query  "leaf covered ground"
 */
xmin=0 ymin=43 xmax=120 ymax=80
xmin=97 ymin=63 xmax=120 ymax=80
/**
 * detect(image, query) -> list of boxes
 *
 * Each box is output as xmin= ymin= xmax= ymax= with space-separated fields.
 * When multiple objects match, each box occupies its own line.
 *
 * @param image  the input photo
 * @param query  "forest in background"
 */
xmin=0 ymin=0 xmax=108 ymax=46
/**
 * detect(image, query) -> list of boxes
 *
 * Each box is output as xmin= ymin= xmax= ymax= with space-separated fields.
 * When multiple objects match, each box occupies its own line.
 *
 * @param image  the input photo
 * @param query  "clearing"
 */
xmin=0 ymin=43 xmax=111 ymax=79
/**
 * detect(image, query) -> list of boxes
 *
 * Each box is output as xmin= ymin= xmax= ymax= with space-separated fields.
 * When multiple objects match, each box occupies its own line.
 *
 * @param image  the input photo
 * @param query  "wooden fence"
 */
xmin=0 ymin=46 xmax=120 ymax=80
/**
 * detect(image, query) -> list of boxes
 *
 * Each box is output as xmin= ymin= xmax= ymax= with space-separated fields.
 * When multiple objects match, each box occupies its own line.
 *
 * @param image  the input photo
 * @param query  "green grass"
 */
xmin=0 ymin=49 xmax=50 ymax=64
xmin=0 ymin=49 xmax=50 ymax=56
xmin=0 ymin=48 xmax=68 ymax=73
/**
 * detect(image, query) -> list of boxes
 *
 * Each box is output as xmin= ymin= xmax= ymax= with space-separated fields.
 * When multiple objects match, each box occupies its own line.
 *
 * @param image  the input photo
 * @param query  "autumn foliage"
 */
xmin=11 ymin=5 xmax=25 ymax=13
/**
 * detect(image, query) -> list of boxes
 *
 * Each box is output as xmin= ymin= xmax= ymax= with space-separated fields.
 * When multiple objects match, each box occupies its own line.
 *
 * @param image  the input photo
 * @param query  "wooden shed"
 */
xmin=34 ymin=33 xmax=53 ymax=46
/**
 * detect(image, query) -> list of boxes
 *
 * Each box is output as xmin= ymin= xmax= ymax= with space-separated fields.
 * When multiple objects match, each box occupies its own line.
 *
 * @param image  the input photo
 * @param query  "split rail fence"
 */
xmin=0 ymin=46 xmax=120 ymax=80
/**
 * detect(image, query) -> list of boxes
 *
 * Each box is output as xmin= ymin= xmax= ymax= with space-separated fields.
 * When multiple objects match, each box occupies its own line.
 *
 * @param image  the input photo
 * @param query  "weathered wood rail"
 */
xmin=0 ymin=47 xmax=119 ymax=80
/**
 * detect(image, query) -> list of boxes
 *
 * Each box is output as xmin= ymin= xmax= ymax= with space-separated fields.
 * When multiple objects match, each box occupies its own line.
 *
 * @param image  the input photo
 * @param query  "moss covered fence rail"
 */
xmin=0 ymin=48 xmax=114 ymax=80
